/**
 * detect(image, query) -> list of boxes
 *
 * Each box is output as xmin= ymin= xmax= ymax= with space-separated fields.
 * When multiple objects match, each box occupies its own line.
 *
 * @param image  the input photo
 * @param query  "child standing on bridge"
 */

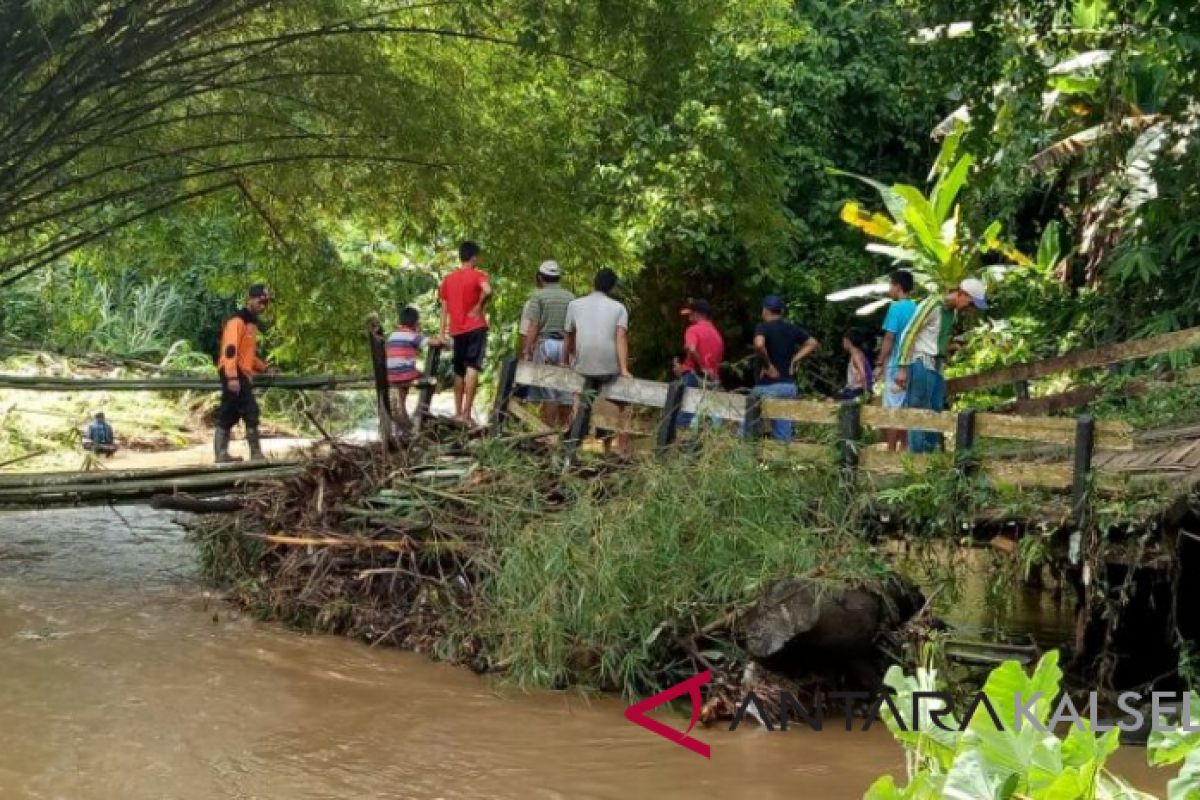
xmin=386 ymin=307 xmax=445 ymax=432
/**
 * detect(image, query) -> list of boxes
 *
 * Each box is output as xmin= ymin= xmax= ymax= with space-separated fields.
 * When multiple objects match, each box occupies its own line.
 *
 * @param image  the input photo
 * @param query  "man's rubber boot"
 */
xmin=214 ymin=427 xmax=242 ymax=464
xmin=246 ymin=427 xmax=266 ymax=461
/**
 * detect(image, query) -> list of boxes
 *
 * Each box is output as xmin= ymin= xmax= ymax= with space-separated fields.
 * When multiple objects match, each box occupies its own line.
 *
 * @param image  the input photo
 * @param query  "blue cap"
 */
xmin=762 ymin=295 xmax=785 ymax=312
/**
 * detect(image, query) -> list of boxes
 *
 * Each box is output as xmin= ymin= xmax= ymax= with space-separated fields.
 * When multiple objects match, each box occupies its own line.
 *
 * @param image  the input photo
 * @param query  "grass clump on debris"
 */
xmin=191 ymin=428 xmax=891 ymax=697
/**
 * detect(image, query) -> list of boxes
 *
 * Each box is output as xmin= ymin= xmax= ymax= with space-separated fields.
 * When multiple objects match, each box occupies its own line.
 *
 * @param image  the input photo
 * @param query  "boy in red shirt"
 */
xmin=674 ymin=298 xmax=724 ymax=428
xmin=438 ymin=241 xmax=492 ymax=423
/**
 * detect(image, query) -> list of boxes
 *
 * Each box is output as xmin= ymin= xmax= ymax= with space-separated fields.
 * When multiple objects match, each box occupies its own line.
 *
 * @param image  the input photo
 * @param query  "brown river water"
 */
xmin=0 ymin=506 xmax=1167 ymax=799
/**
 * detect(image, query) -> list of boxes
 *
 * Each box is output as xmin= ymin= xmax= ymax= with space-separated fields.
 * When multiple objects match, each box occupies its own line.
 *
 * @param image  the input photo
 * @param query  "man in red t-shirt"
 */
xmin=674 ymin=298 xmax=725 ymax=428
xmin=439 ymin=241 xmax=492 ymax=423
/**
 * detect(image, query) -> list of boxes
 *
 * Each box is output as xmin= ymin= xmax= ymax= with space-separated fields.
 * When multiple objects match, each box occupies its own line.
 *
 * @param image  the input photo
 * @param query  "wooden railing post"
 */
xmin=413 ymin=344 xmax=442 ymax=434
xmin=838 ymin=400 xmax=861 ymax=471
xmin=655 ymin=380 xmax=686 ymax=455
xmin=954 ymin=409 xmax=977 ymax=476
xmin=1015 ymin=380 xmax=1031 ymax=401
xmin=491 ymin=357 xmax=519 ymax=437
xmin=743 ymin=394 xmax=764 ymax=441
xmin=564 ymin=378 xmax=597 ymax=465
xmin=366 ymin=316 xmax=395 ymax=449
xmin=1072 ymin=415 xmax=1096 ymax=530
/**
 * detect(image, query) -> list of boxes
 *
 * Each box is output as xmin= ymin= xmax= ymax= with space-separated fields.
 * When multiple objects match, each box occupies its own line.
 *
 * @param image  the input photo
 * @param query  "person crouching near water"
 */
xmin=83 ymin=412 xmax=117 ymax=456
xmin=837 ymin=330 xmax=875 ymax=401
xmin=214 ymin=284 xmax=273 ymax=463
xmin=386 ymin=306 xmax=447 ymax=433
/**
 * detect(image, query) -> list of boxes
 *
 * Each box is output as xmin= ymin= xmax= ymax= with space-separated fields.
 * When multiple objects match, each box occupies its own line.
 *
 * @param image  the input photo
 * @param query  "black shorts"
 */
xmin=451 ymin=328 xmax=488 ymax=377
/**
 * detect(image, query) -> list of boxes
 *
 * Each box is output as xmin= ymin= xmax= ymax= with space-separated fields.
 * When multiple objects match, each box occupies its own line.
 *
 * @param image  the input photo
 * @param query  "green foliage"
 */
xmin=869 ymin=651 xmax=1156 ymax=800
xmin=835 ymin=126 xmax=1030 ymax=293
xmin=481 ymin=434 xmax=889 ymax=695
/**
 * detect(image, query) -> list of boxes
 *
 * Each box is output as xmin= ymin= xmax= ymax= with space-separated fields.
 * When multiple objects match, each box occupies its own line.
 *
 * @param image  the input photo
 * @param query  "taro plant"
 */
xmin=867 ymin=650 xmax=1157 ymax=799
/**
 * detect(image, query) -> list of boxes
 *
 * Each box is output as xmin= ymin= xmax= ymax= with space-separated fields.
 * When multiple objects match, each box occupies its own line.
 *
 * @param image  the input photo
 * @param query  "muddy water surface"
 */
xmin=0 ymin=507 xmax=1166 ymax=799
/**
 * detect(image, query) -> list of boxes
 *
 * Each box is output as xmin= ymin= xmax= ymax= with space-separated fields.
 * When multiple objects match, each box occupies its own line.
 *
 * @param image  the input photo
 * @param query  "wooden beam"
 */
xmin=680 ymin=387 xmax=745 ymax=420
xmin=859 ymin=406 xmax=1132 ymax=450
xmin=946 ymin=326 xmax=1200 ymax=395
xmin=606 ymin=377 xmax=670 ymax=408
xmin=759 ymin=398 xmax=839 ymax=425
xmin=514 ymin=362 xmax=585 ymax=393
xmin=506 ymin=401 xmax=553 ymax=434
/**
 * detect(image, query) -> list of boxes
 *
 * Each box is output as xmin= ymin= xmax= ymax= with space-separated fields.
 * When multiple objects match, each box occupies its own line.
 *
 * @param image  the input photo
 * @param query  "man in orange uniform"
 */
xmin=214 ymin=284 xmax=272 ymax=462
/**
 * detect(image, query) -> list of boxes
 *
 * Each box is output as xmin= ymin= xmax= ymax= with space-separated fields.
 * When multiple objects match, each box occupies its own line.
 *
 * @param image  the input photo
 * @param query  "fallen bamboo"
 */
xmin=0 ymin=460 xmax=300 ymax=489
xmin=0 ymin=466 xmax=301 ymax=504
xmin=149 ymin=494 xmax=247 ymax=514
xmin=252 ymin=533 xmax=410 ymax=551
xmin=0 ymin=374 xmax=373 ymax=391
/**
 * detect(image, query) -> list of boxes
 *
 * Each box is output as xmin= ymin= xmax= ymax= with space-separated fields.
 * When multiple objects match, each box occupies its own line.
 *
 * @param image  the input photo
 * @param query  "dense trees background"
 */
xmin=1 ymin=0 xmax=1197 ymax=388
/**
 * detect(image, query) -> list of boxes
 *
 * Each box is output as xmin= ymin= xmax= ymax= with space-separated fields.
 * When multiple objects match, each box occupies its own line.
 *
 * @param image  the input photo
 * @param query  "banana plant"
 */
xmin=827 ymin=125 xmax=1031 ymax=316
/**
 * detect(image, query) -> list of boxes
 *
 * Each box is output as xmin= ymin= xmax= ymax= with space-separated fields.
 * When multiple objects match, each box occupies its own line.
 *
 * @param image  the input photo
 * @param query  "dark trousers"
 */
xmin=217 ymin=374 xmax=260 ymax=429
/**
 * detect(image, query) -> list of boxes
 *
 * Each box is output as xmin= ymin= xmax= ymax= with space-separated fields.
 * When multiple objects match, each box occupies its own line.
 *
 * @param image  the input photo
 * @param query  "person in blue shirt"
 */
xmin=875 ymin=270 xmax=917 ymax=452
xmin=84 ymin=412 xmax=117 ymax=456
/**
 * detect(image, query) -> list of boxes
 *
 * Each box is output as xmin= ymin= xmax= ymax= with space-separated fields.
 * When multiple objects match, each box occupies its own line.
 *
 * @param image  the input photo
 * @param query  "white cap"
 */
xmin=959 ymin=277 xmax=988 ymax=310
xmin=538 ymin=260 xmax=561 ymax=279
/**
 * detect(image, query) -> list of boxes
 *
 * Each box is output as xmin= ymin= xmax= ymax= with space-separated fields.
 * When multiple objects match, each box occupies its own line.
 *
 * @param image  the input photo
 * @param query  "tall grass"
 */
xmin=478 ymin=435 xmax=891 ymax=695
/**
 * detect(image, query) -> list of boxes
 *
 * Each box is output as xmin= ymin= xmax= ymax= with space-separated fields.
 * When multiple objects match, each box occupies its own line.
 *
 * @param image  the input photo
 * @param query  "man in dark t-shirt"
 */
xmin=749 ymin=295 xmax=820 ymax=440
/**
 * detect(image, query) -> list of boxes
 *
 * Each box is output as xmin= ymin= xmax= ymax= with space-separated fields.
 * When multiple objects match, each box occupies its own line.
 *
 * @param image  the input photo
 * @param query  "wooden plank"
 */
xmin=859 ymin=406 xmax=1132 ymax=450
xmin=513 ymin=363 xmax=668 ymax=409
xmin=978 ymin=413 xmax=1132 ymax=451
xmin=513 ymin=362 xmax=585 ymax=393
xmin=507 ymin=401 xmax=552 ymax=434
xmin=861 ymin=405 xmax=956 ymax=435
xmin=947 ymin=326 xmax=1200 ymax=394
xmin=759 ymin=398 xmax=839 ymax=425
xmin=680 ymin=387 xmax=745 ymax=420
xmin=604 ymin=377 xmax=670 ymax=408
xmin=760 ymin=441 xmax=831 ymax=462
xmin=860 ymin=449 xmax=932 ymax=475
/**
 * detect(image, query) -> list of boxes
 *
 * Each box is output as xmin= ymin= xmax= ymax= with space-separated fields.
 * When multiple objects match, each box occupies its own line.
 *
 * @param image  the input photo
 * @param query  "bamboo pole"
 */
xmin=0 ymin=374 xmax=373 ymax=391
xmin=0 ymin=460 xmax=300 ymax=488
xmin=0 ymin=466 xmax=301 ymax=504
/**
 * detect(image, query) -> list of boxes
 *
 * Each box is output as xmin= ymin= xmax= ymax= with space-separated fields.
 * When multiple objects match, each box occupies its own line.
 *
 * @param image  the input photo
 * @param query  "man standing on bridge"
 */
xmin=214 ymin=284 xmax=272 ymax=463
xmin=439 ymin=241 xmax=492 ymax=424
xmin=893 ymin=278 xmax=987 ymax=453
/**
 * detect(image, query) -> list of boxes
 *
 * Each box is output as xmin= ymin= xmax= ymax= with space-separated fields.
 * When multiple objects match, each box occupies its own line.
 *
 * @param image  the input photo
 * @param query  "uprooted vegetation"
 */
xmin=191 ymin=430 xmax=917 ymax=698
xmin=190 ymin=417 xmax=1200 ymax=704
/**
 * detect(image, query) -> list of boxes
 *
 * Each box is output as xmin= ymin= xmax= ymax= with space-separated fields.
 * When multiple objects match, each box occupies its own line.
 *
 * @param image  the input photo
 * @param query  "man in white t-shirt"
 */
xmin=564 ymin=268 xmax=631 ymax=455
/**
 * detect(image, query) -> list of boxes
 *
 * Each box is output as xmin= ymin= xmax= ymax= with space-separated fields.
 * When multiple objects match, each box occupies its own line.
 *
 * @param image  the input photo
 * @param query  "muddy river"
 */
xmin=0 ymin=506 xmax=1167 ymax=799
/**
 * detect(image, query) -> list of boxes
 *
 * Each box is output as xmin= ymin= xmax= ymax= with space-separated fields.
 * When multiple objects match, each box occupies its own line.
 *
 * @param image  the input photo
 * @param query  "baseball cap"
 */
xmin=762 ymin=295 xmax=785 ymax=313
xmin=959 ymin=278 xmax=988 ymax=310
xmin=688 ymin=299 xmax=712 ymax=317
xmin=249 ymin=284 xmax=272 ymax=300
xmin=538 ymin=260 xmax=561 ymax=279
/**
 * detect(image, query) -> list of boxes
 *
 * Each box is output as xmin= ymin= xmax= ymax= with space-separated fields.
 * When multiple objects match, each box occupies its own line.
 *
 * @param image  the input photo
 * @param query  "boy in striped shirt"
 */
xmin=387 ymin=307 xmax=445 ymax=431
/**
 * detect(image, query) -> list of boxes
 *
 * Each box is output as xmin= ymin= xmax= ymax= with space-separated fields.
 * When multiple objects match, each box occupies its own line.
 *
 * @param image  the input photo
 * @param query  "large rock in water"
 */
xmin=742 ymin=577 xmax=919 ymax=662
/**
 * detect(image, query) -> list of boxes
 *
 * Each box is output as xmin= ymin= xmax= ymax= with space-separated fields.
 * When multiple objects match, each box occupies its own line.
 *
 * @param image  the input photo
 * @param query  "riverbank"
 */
xmin=191 ymin=430 xmax=915 ymax=701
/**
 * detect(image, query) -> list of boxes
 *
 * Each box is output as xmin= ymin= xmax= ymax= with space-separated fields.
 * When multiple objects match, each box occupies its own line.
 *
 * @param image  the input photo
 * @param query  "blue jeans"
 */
xmin=906 ymin=360 xmax=945 ymax=453
xmin=744 ymin=382 xmax=798 ymax=441
xmin=677 ymin=372 xmax=719 ymax=429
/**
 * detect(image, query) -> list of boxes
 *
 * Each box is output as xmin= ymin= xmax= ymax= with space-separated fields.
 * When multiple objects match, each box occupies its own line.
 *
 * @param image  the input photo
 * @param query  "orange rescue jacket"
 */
xmin=218 ymin=309 xmax=268 ymax=380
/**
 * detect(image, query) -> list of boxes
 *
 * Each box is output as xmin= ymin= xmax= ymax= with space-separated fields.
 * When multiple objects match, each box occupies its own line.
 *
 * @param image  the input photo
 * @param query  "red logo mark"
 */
xmin=623 ymin=670 xmax=711 ymax=759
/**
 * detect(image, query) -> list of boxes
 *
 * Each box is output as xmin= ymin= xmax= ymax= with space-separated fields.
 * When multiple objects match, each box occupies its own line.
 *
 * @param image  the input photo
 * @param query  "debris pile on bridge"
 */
xmin=191 ymin=430 xmax=929 ymax=703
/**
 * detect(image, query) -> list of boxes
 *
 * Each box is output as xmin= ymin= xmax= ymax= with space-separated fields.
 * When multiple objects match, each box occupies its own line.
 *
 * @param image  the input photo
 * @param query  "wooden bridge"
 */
xmin=4 ymin=321 xmax=1200 ymax=516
